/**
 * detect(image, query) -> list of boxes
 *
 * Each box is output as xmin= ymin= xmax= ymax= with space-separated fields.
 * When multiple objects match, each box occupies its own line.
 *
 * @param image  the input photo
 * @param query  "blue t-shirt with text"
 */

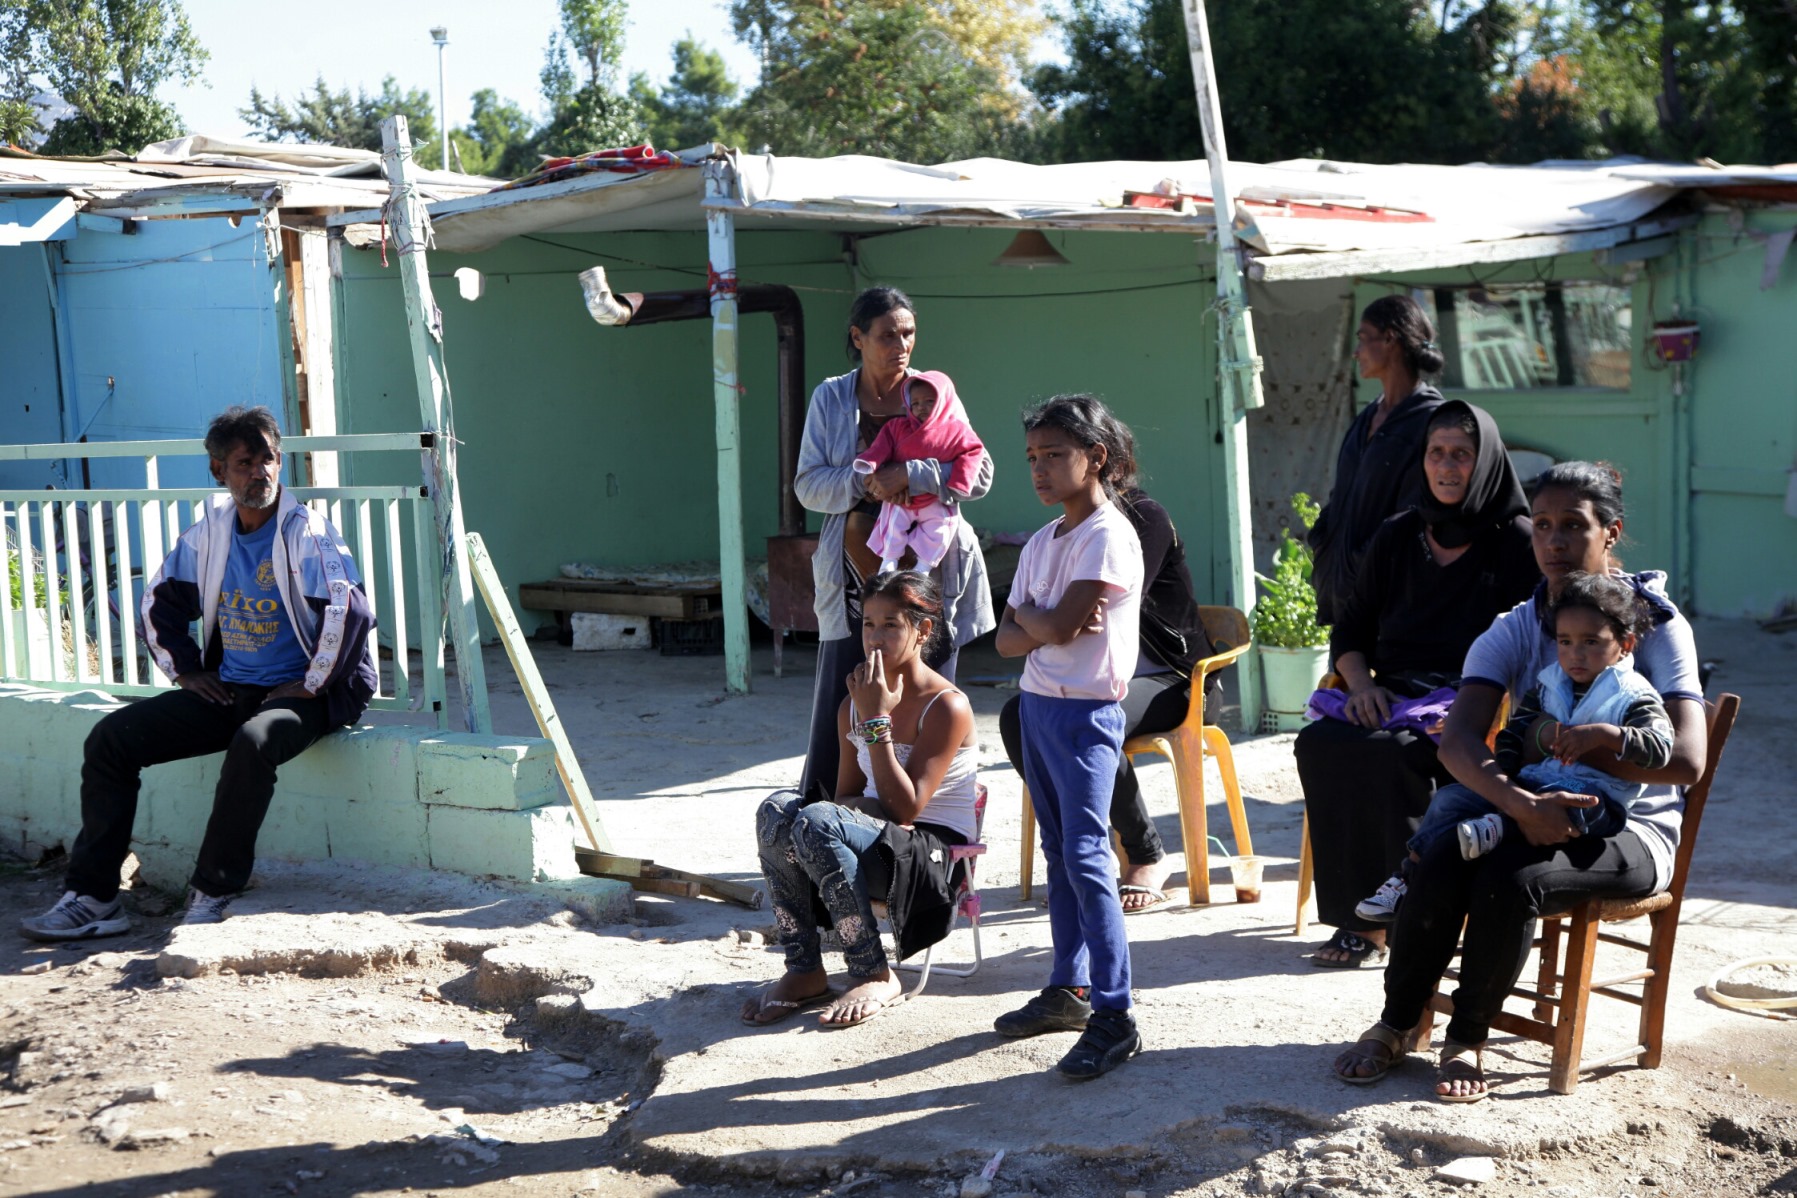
xmin=217 ymin=517 xmax=311 ymax=685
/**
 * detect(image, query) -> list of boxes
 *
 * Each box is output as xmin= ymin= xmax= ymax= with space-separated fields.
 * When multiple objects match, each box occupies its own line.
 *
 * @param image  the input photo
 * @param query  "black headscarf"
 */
xmin=1416 ymin=400 xmax=1527 ymax=549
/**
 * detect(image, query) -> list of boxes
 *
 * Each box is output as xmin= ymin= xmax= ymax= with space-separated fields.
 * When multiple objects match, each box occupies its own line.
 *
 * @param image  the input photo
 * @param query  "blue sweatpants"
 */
xmin=1019 ymin=691 xmax=1132 ymax=1012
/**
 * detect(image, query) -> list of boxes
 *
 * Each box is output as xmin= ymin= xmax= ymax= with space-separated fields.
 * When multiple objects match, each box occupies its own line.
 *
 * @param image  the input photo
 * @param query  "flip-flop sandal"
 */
xmin=1311 ymin=928 xmax=1390 ymax=969
xmin=1119 ymin=884 xmax=1173 ymax=915
xmin=740 ymin=985 xmax=834 ymax=1027
xmin=1334 ymin=1021 xmax=1409 ymax=1085
xmin=818 ymin=985 xmax=902 ymax=1029
xmin=1436 ymin=1040 xmax=1491 ymax=1103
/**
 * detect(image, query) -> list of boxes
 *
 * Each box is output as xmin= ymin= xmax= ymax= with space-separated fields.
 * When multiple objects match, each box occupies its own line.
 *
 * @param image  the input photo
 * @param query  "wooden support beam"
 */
xmin=1181 ymin=0 xmax=1264 ymax=730
xmin=574 ymin=847 xmax=764 ymax=909
xmin=466 ymin=532 xmax=613 ymax=854
xmin=380 ymin=115 xmax=492 ymax=735
xmin=471 ymin=529 xmax=762 ymax=911
xmin=704 ymin=159 xmax=751 ymax=695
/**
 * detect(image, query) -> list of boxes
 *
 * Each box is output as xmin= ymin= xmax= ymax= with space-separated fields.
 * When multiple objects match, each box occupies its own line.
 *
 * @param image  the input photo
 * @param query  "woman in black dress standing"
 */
xmin=1308 ymin=295 xmax=1448 ymax=627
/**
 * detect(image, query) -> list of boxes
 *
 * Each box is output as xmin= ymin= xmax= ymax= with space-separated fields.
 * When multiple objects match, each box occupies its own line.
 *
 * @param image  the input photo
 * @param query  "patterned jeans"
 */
xmin=756 ymin=790 xmax=889 ymax=978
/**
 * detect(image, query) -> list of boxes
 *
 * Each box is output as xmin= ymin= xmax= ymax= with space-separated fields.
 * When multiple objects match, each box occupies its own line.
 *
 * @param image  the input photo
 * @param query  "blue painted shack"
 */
xmin=0 ymin=138 xmax=491 ymax=490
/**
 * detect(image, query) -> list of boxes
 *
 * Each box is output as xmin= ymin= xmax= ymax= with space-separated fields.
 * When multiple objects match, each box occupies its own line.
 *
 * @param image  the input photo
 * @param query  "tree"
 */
xmin=3 ymin=0 xmax=207 ymax=156
xmin=729 ymin=0 xmax=1016 ymax=162
xmin=450 ymin=89 xmax=537 ymax=178
xmin=630 ymin=35 xmax=740 ymax=150
xmin=533 ymin=0 xmax=644 ymax=156
xmin=1031 ymin=0 xmax=1524 ymax=165
xmin=0 ymin=35 xmax=42 ymax=147
xmin=1582 ymin=1 xmax=1797 ymax=162
xmin=239 ymin=75 xmax=442 ymax=165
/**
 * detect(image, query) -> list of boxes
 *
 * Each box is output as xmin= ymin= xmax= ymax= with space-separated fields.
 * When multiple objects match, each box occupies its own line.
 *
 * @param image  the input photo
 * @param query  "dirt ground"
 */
xmin=0 ymin=616 xmax=1792 ymax=1198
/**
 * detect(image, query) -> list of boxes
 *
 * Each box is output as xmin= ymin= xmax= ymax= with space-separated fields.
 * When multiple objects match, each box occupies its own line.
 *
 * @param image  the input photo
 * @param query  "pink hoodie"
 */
xmin=853 ymin=370 xmax=986 ymax=510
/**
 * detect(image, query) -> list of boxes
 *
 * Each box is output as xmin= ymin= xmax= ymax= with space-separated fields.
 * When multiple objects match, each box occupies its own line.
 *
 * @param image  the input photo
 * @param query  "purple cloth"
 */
xmin=1304 ymin=685 xmax=1459 ymax=742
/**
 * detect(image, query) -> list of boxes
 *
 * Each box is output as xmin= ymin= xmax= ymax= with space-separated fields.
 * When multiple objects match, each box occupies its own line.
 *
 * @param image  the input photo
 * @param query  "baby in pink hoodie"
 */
xmin=852 ymin=370 xmax=985 ymax=572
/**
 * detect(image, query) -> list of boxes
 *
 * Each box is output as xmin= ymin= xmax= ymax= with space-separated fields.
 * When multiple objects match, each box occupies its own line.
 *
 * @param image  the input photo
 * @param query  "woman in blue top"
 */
xmin=1330 ymin=462 xmax=1708 ymax=1102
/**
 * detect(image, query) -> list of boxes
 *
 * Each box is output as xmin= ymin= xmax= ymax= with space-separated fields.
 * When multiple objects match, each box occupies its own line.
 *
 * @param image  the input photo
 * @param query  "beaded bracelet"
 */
xmin=858 ymin=716 xmax=893 ymax=745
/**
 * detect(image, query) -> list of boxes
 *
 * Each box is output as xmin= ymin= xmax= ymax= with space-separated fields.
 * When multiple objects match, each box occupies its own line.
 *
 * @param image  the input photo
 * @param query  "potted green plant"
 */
xmin=1252 ymin=493 xmax=1330 ymax=732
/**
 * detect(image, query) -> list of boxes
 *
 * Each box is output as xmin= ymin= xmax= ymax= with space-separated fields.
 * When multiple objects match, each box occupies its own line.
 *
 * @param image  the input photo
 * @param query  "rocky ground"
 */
xmin=0 ymin=616 xmax=1792 ymax=1197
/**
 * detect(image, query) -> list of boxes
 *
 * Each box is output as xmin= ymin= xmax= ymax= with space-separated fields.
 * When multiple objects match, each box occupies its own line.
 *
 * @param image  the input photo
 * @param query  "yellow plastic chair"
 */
xmin=1020 ymin=606 xmax=1254 ymax=906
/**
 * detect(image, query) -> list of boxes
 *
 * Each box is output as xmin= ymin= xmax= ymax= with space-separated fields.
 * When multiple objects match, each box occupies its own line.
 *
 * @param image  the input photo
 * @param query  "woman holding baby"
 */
xmin=793 ymin=287 xmax=996 ymax=803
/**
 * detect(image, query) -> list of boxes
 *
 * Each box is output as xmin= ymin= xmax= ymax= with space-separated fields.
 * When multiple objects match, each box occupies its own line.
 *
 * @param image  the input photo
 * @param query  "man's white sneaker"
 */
xmin=19 ymin=890 xmax=130 ymax=941
xmin=1457 ymin=813 xmax=1506 ymax=860
xmin=1354 ymin=873 xmax=1407 ymax=923
xmin=182 ymin=889 xmax=237 ymax=925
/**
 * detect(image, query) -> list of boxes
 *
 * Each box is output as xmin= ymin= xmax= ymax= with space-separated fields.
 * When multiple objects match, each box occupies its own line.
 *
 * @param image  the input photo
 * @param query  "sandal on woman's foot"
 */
xmin=818 ymin=976 xmax=903 ymax=1029
xmin=1311 ymin=928 xmax=1389 ymax=969
xmin=740 ymin=985 xmax=834 ymax=1027
xmin=1119 ymin=884 xmax=1173 ymax=915
xmin=1333 ymin=1022 xmax=1409 ymax=1085
xmin=1436 ymin=1040 xmax=1490 ymax=1103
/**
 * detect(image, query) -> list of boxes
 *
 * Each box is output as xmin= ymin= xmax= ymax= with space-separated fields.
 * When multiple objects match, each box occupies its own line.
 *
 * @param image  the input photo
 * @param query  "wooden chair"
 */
xmin=1417 ymin=693 xmax=1740 ymax=1095
xmin=1019 ymin=606 xmax=1254 ymax=905
xmin=1293 ymin=677 xmax=1506 ymax=935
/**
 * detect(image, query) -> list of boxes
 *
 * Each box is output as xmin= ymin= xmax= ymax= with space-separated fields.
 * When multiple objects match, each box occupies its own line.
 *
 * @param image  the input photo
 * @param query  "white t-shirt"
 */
xmin=1461 ymin=570 xmax=1703 ymax=894
xmin=1008 ymin=499 xmax=1143 ymax=701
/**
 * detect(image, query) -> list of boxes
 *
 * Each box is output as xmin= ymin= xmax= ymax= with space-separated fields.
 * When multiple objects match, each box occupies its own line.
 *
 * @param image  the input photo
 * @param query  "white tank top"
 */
xmin=847 ymin=689 xmax=980 ymax=842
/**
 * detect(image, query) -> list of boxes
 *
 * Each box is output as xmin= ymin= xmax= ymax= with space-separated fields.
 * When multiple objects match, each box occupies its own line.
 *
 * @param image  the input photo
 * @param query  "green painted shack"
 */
xmin=316 ymin=153 xmax=1797 ymax=693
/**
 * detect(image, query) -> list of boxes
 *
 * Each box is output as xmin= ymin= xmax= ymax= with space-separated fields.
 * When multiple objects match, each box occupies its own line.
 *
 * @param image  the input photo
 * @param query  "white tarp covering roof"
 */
xmin=324 ymin=149 xmax=1797 ymax=272
xmin=0 ymin=136 xmax=496 ymax=214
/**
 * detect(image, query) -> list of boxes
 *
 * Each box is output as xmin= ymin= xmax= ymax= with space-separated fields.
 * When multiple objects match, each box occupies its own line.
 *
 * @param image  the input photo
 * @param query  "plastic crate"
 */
xmin=656 ymin=615 xmax=725 ymax=657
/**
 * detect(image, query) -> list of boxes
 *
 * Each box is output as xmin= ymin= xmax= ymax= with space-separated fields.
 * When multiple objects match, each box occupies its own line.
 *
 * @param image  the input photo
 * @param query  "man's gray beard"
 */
xmin=236 ymin=484 xmax=277 ymax=510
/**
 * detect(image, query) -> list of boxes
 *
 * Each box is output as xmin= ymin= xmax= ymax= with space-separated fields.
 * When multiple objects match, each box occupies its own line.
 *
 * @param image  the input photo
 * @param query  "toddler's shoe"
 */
xmin=1354 ymin=872 xmax=1407 ymax=923
xmin=1458 ymin=813 xmax=1505 ymax=860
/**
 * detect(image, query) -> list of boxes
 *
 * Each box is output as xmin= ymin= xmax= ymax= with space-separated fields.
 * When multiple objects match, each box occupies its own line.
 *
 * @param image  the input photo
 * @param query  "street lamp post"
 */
xmin=429 ymin=26 xmax=449 ymax=170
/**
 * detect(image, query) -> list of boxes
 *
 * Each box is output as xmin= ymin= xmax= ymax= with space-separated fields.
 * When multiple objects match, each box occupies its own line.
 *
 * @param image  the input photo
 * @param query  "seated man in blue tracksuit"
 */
xmin=21 ymin=405 xmax=377 ymax=939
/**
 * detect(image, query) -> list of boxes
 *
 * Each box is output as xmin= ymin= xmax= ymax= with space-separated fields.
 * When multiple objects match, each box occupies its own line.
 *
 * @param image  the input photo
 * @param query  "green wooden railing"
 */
xmin=0 ymin=433 xmax=449 ymax=722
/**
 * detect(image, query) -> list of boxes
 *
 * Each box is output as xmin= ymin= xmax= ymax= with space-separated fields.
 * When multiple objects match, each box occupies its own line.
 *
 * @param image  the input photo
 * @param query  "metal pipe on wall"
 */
xmin=579 ymin=266 xmax=807 ymax=537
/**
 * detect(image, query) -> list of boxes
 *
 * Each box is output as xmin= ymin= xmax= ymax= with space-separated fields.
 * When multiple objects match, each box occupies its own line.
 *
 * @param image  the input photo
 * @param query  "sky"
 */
xmin=161 ymin=0 xmax=764 ymax=140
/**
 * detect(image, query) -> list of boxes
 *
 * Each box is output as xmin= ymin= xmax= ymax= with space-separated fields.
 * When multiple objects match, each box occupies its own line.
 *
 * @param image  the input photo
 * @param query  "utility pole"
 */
xmin=430 ymin=26 xmax=449 ymax=169
xmin=1181 ymin=0 xmax=1266 ymax=730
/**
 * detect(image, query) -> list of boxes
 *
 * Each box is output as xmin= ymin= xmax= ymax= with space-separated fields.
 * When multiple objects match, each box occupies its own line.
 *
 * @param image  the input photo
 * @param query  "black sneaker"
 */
xmin=1056 ymin=1008 xmax=1142 ymax=1080
xmin=993 ymin=986 xmax=1092 ymax=1038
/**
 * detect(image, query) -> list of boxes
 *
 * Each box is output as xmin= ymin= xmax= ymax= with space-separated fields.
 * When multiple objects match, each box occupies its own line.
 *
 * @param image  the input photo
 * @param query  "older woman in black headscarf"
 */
xmin=1297 ymin=400 xmax=1540 ymax=967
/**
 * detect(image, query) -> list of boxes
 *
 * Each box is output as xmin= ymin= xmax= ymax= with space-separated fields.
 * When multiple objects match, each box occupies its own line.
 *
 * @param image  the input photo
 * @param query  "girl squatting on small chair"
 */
xmin=994 ymin=394 xmax=1146 ymax=1080
xmin=745 ymin=571 xmax=981 ymax=1029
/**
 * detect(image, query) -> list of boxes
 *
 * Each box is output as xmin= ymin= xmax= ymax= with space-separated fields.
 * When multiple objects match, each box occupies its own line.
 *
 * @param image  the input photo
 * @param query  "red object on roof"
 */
xmin=494 ymin=144 xmax=689 ymax=192
xmin=1123 ymin=189 xmax=1433 ymax=222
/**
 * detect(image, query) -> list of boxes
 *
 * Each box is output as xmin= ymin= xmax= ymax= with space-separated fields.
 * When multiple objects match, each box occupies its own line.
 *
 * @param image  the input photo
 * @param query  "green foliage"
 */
xmin=1582 ymin=0 xmax=1797 ymax=163
xmin=451 ymin=89 xmax=537 ymax=179
xmin=5 ymin=0 xmax=206 ymax=155
xmin=630 ymin=36 xmax=741 ymax=150
xmin=1252 ymin=494 xmax=1329 ymax=650
xmin=239 ymin=75 xmax=441 ymax=164
xmin=1031 ymin=0 xmax=1519 ymax=164
xmin=729 ymin=0 xmax=1015 ymax=162
xmin=0 ymin=41 xmax=41 ymax=147
xmin=1028 ymin=0 xmax=1797 ymax=166
xmin=532 ymin=0 xmax=644 ymax=158
xmin=555 ymin=0 xmax=629 ymax=90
